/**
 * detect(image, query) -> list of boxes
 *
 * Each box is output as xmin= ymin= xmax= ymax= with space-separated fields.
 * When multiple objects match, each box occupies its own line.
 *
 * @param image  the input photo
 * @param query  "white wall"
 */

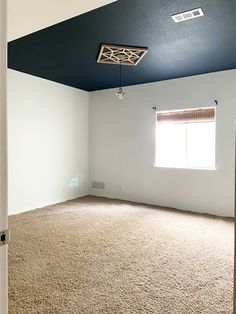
xmin=8 ymin=0 xmax=117 ymax=41
xmin=90 ymin=70 xmax=236 ymax=217
xmin=8 ymin=69 xmax=89 ymax=215
xmin=8 ymin=69 xmax=236 ymax=217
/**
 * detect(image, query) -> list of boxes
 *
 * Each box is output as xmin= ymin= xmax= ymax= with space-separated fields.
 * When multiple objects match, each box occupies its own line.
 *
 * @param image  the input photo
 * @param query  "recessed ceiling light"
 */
xmin=172 ymin=8 xmax=204 ymax=23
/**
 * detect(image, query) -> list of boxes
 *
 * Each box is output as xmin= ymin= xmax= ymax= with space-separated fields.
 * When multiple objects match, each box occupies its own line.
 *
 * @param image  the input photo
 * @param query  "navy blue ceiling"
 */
xmin=8 ymin=0 xmax=236 ymax=91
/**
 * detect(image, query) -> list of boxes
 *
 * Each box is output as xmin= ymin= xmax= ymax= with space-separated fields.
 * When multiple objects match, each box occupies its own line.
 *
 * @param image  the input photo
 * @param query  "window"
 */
xmin=155 ymin=107 xmax=216 ymax=169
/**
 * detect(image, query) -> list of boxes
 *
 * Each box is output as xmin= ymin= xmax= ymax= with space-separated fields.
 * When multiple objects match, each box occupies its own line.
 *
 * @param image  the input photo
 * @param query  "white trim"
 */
xmin=154 ymin=165 xmax=217 ymax=171
xmin=0 ymin=0 xmax=8 ymax=313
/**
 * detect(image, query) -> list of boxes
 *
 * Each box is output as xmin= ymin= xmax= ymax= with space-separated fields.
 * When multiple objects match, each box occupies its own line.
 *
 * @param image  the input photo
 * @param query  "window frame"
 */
xmin=154 ymin=107 xmax=217 ymax=171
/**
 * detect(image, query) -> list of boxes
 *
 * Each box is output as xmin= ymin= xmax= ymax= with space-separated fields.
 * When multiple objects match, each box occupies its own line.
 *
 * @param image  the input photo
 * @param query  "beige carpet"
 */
xmin=9 ymin=196 xmax=233 ymax=314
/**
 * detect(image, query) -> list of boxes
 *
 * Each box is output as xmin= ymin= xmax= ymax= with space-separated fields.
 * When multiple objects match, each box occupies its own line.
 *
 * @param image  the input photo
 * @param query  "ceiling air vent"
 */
xmin=97 ymin=44 xmax=148 ymax=66
xmin=172 ymin=8 xmax=204 ymax=23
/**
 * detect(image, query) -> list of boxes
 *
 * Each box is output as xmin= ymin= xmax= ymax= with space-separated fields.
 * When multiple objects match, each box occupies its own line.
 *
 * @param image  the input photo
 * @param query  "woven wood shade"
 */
xmin=157 ymin=107 xmax=215 ymax=123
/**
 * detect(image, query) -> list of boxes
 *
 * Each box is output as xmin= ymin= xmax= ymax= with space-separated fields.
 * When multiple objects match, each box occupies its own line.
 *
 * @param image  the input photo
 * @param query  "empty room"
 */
xmin=0 ymin=0 xmax=235 ymax=313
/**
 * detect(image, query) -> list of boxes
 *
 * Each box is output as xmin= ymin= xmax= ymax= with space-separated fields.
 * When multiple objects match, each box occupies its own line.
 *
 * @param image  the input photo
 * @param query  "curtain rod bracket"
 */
xmin=214 ymin=100 xmax=218 ymax=106
xmin=153 ymin=106 xmax=157 ymax=111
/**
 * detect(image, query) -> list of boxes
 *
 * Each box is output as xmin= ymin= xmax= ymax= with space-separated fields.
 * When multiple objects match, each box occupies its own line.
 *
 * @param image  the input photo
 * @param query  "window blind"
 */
xmin=157 ymin=107 xmax=215 ymax=124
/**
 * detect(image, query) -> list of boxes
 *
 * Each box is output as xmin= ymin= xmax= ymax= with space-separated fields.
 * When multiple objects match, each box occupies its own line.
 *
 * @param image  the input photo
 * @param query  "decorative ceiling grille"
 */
xmin=97 ymin=44 xmax=148 ymax=66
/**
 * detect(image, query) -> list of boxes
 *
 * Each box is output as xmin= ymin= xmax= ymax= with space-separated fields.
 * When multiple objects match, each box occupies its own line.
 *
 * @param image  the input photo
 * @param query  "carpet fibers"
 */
xmin=9 ymin=196 xmax=233 ymax=313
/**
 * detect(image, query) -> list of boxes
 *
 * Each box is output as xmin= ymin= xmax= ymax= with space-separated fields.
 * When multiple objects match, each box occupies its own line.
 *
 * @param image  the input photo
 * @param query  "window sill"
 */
xmin=154 ymin=165 xmax=216 ymax=171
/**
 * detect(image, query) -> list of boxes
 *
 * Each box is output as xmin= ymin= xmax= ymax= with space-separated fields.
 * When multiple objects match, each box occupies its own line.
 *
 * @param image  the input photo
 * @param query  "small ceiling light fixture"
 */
xmin=97 ymin=44 xmax=148 ymax=100
xmin=172 ymin=8 xmax=204 ymax=23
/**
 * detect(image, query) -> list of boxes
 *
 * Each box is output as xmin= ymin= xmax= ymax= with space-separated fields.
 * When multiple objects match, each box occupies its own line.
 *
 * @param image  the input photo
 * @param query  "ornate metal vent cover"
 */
xmin=97 ymin=44 xmax=148 ymax=66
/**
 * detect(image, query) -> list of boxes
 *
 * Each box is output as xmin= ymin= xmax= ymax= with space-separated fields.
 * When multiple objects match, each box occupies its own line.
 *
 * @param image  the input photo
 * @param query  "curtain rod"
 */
xmin=152 ymin=99 xmax=219 ymax=111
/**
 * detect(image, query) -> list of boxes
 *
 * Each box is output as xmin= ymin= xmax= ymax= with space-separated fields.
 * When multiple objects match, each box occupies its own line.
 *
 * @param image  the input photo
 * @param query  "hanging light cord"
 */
xmin=115 ymin=58 xmax=125 ymax=99
xmin=119 ymin=60 xmax=122 ymax=89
